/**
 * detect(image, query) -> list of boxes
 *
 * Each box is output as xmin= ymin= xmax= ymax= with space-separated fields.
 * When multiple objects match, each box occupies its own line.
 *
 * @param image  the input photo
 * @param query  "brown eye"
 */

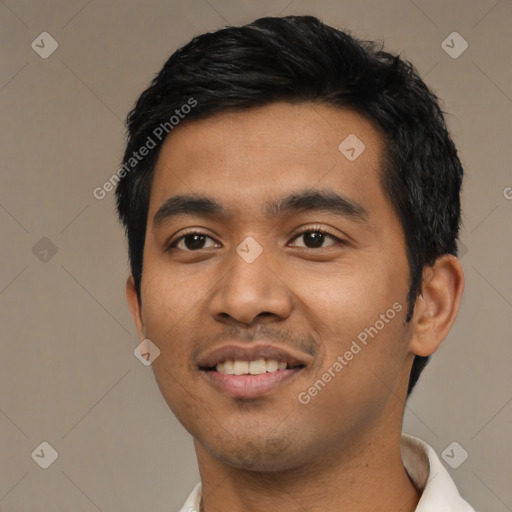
xmin=167 ymin=232 xmax=218 ymax=252
xmin=290 ymin=228 xmax=342 ymax=249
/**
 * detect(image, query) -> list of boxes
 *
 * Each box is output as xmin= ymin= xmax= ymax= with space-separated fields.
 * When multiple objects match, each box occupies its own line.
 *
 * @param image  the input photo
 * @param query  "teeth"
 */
xmin=266 ymin=359 xmax=278 ymax=372
xmin=233 ymin=360 xmax=249 ymax=375
xmin=249 ymin=359 xmax=267 ymax=375
xmin=215 ymin=359 xmax=289 ymax=375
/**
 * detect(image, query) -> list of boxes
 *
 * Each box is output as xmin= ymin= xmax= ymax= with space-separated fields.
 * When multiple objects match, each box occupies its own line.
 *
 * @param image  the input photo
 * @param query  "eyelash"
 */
xmin=166 ymin=225 xmax=344 ymax=252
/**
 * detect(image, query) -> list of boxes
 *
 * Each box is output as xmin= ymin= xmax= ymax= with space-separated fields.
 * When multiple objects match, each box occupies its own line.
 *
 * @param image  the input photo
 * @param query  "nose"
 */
xmin=208 ymin=245 xmax=293 ymax=325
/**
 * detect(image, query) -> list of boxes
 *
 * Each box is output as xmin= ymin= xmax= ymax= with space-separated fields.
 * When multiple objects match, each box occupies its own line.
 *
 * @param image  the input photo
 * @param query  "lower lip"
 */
xmin=202 ymin=368 xmax=303 ymax=398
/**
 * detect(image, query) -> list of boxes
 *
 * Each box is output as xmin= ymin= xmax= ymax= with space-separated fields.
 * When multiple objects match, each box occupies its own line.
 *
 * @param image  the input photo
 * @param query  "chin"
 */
xmin=197 ymin=430 xmax=308 ymax=473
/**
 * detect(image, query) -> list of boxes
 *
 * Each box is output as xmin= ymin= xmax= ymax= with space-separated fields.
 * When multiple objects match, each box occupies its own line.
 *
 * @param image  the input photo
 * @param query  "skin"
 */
xmin=126 ymin=101 xmax=465 ymax=512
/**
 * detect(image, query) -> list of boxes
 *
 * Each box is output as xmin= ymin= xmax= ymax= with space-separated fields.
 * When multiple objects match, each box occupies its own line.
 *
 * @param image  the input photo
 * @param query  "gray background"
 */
xmin=1 ymin=0 xmax=511 ymax=511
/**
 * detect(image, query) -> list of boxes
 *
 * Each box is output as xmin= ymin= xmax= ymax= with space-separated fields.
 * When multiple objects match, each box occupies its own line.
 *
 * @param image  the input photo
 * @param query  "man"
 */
xmin=115 ymin=15 xmax=475 ymax=511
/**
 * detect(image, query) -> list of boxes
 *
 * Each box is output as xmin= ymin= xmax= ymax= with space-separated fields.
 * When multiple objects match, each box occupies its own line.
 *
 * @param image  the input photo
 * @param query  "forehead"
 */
xmin=148 ymin=101 xmax=387 ymax=221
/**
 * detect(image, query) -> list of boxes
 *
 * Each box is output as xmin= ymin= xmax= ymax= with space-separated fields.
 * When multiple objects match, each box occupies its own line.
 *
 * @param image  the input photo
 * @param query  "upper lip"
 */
xmin=197 ymin=342 xmax=311 ymax=369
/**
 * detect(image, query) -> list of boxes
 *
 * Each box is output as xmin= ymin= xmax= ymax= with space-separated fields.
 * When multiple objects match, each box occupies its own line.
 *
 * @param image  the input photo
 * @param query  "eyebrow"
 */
xmin=152 ymin=189 xmax=370 ymax=228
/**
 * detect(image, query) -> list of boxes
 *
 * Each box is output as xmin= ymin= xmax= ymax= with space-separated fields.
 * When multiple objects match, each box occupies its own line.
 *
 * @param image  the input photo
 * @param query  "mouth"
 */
xmin=200 ymin=358 xmax=305 ymax=375
xmin=199 ymin=346 xmax=306 ymax=398
xmin=200 ymin=359 xmax=306 ymax=398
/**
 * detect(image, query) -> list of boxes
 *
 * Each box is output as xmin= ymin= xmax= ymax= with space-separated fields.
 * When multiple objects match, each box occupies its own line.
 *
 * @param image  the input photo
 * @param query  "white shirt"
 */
xmin=178 ymin=433 xmax=476 ymax=511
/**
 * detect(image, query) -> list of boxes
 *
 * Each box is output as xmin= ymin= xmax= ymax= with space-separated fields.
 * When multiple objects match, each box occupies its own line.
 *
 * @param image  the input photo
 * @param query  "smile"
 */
xmin=201 ymin=363 xmax=304 ymax=398
xmin=215 ymin=358 xmax=302 ymax=375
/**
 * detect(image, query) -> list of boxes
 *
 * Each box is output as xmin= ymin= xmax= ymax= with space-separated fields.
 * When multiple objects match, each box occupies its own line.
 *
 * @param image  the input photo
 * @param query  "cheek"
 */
xmin=298 ymin=312 xmax=408 ymax=430
xmin=140 ymin=256 xmax=200 ymax=333
xmin=141 ymin=273 xmax=205 ymax=420
xmin=139 ymin=266 xmax=200 ymax=381
xmin=292 ymin=259 xmax=409 ymax=402
xmin=292 ymin=255 xmax=405 ymax=331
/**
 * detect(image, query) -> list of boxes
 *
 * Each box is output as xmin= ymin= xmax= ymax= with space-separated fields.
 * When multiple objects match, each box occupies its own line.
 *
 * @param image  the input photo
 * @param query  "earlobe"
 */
xmin=126 ymin=276 xmax=145 ymax=340
xmin=408 ymin=254 xmax=465 ymax=357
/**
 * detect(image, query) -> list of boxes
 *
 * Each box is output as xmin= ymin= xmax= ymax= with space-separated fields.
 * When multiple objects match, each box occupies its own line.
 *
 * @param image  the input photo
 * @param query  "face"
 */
xmin=128 ymin=102 xmax=417 ymax=472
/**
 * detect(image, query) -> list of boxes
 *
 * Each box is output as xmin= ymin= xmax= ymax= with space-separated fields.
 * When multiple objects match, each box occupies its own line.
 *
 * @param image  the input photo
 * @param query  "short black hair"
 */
xmin=115 ymin=15 xmax=464 ymax=397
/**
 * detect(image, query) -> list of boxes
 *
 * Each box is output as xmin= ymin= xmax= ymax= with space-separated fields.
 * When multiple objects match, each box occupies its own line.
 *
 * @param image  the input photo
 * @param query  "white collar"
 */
xmin=401 ymin=433 xmax=475 ymax=511
xmin=178 ymin=433 xmax=475 ymax=511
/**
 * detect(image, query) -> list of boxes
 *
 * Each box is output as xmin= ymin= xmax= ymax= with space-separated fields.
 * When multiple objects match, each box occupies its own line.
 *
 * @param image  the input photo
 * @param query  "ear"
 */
xmin=408 ymin=254 xmax=465 ymax=357
xmin=126 ymin=276 xmax=145 ymax=341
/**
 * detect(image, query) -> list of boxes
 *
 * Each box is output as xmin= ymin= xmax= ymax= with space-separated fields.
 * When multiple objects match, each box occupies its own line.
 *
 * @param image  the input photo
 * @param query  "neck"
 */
xmin=194 ymin=429 xmax=421 ymax=512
